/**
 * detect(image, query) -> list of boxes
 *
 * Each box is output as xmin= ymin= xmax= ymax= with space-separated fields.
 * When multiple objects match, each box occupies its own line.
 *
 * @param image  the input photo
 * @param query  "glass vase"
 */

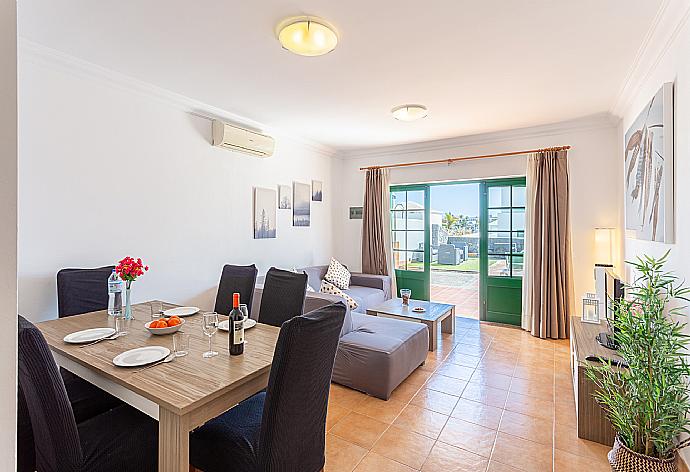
xmin=124 ymin=281 xmax=133 ymax=320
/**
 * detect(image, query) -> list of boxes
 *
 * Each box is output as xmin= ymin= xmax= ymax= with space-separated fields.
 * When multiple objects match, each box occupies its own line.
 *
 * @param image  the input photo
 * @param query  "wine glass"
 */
xmin=202 ymin=312 xmax=219 ymax=358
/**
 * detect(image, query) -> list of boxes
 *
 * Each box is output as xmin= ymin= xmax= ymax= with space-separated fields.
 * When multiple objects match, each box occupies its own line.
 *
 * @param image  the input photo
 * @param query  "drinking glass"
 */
xmin=202 ymin=312 xmax=219 ymax=358
xmin=173 ymin=333 xmax=190 ymax=357
xmin=150 ymin=301 xmax=163 ymax=320
xmin=400 ymin=288 xmax=412 ymax=306
xmin=113 ymin=312 xmax=127 ymax=336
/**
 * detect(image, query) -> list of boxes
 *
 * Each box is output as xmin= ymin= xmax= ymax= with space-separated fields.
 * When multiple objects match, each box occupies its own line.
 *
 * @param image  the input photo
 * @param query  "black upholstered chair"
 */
xmin=190 ymin=302 xmax=346 ymax=472
xmin=214 ymin=264 xmax=258 ymax=315
xmin=257 ymin=267 xmax=308 ymax=327
xmin=57 ymin=266 xmax=115 ymax=318
xmin=18 ymin=267 xmax=123 ymax=472
xmin=18 ymin=315 xmax=158 ymax=472
xmin=55 ymin=267 xmax=122 ymax=417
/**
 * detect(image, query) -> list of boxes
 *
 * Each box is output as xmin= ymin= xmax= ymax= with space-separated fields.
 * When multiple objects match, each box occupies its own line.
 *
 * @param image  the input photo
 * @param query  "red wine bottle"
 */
xmin=229 ymin=292 xmax=244 ymax=355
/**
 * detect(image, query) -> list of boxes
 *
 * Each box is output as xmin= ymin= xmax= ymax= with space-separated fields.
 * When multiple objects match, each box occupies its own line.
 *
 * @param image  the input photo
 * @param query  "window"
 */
xmin=390 ymin=189 xmax=425 ymax=271
xmin=487 ymin=183 xmax=525 ymax=277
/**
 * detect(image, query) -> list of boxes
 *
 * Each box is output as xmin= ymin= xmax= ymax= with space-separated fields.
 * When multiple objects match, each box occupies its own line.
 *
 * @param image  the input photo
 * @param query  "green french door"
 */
xmin=390 ymin=185 xmax=430 ymax=300
xmin=480 ymin=178 xmax=526 ymax=325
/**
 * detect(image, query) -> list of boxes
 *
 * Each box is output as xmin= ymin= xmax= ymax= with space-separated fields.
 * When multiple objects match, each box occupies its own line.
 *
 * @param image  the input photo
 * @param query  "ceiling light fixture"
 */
xmin=391 ymin=104 xmax=428 ymax=121
xmin=276 ymin=16 xmax=338 ymax=57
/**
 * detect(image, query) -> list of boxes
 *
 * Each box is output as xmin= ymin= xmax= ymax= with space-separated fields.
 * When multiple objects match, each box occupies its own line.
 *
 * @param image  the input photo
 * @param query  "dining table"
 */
xmin=36 ymin=301 xmax=281 ymax=472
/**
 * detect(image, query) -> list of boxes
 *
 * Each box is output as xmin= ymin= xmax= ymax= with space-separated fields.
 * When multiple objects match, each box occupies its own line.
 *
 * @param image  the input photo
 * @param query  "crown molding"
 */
xmin=610 ymin=0 xmax=690 ymax=117
xmin=18 ymin=38 xmax=337 ymax=158
xmin=337 ymin=113 xmax=619 ymax=160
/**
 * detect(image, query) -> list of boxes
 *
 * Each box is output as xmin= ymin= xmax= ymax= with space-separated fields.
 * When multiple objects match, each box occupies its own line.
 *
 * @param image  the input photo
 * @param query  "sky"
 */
xmin=430 ymin=184 xmax=480 ymax=216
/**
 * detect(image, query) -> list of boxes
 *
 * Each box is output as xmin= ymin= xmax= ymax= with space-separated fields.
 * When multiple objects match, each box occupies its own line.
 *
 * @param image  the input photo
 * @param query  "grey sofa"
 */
xmin=253 ymin=268 xmax=428 ymax=400
xmin=300 ymin=265 xmax=392 ymax=314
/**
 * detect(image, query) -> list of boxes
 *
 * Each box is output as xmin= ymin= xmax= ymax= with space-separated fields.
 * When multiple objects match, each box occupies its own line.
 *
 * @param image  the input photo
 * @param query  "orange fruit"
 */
xmin=149 ymin=321 xmax=160 ymax=329
xmin=169 ymin=315 xmax=181 ymax=322
xmin=168 ymin=318 xmax=180 ymax=327
xmin=157 ymin=320 xmax=168 ymax=328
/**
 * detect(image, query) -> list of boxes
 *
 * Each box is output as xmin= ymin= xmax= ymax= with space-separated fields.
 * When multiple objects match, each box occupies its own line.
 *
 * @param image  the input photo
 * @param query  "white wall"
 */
xmin=18 ymin=47 xmax=337 ymax=322
xmin=0 ymin=0 xmax=17 ymax=467
xmin=334 ymin=115 xmax=622 ymax=302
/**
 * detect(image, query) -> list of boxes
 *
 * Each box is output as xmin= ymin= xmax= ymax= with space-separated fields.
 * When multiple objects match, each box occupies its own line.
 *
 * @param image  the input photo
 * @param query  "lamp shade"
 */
xmin=277 ymin=17 xmax=338 ymax=56
xmin=594 ymin=228 xmax=614 ymax=266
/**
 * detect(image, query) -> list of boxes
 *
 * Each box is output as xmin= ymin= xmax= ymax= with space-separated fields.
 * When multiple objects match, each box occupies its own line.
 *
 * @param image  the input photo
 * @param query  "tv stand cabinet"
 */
xmin=569 ymin=316 xmax=623 ymax=445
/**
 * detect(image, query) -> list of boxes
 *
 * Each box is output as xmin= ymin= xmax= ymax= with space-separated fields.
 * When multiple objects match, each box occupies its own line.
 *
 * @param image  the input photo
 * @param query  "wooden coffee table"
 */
xmin=366 ymin=298 xmax=456 ymax=351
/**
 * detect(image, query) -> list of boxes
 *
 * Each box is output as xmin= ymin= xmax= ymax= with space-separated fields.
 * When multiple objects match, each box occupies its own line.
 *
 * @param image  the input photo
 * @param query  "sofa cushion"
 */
xmin=342 ymin=285 xmax=386 ymax=314
xmin=324 ymin=258 xmax=351 ymax=290
xmin=320 ymin=280 xmax=358 ymax=311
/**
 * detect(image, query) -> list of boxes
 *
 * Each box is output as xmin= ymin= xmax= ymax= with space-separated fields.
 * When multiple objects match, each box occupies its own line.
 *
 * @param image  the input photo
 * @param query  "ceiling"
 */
xmin=18 ymin=0 xmax=663 ymax=151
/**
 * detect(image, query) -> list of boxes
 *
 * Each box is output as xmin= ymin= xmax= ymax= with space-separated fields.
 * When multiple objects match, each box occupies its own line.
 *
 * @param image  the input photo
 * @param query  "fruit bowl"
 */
xmin=145 ymin=318 xmax=185 ymax=335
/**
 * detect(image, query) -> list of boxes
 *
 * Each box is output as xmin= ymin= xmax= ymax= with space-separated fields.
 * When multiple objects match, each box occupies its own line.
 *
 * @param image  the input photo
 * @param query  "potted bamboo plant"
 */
xmin=586 ymin=252 xmax=690 ymax=472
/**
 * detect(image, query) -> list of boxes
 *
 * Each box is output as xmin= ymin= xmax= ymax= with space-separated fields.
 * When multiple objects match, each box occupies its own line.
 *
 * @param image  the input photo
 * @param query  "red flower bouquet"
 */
xmin=116 ymin=256 xmax=149 ymax=320
xmin=116 ymin=256 xmax=149 ymax=283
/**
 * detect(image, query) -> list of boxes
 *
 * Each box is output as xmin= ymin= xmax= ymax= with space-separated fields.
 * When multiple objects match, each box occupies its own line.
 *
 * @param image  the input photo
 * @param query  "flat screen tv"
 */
xmin=596 ymin=268 xmax=624 ymax=350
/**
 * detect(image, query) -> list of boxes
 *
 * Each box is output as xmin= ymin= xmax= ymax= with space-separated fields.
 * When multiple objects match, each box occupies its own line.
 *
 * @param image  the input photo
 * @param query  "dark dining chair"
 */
xmin=18 ymin=315 xmax=159 ymax=472
xmin=17 ymin=268 xmax=123 ymax=472
xmin=55 ymin=266 xmax=122 ymax=417
xmin=257 ymin=267 xmax=308 ymax=327
xmin=214 ymin=264 xmax=258 ymax=315
xmin=190 ymin=302 xmax=347 ymax=472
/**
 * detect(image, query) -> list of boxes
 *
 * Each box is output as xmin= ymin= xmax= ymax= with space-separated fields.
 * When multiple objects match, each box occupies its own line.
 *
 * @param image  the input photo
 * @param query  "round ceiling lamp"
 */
xmin=276 ymin=16 xmax=338 ymax=57
xmin=391 ymin=104 xmax=428 ymax=121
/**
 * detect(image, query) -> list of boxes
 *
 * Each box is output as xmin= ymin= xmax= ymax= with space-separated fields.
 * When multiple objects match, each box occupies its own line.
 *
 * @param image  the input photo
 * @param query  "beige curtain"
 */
xmin=362 ymin=169 xmax=395 ymax=294
xmin=521 ymin=149 xmax=574 ymax=339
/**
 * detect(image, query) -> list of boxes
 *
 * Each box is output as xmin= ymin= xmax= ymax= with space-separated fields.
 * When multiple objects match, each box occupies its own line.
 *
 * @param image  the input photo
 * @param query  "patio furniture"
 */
xmin=189 ymin=303 xmax=346 ymax=472
xmin=366 ymin=298 xmax=456 ymax=351
xmin=438 ymin=243 xmax=462 ymax=265
xmin=35 ymin=301 xmax=281 ymax=472
xmin=213 ymin=264 xmax=258 ymax=315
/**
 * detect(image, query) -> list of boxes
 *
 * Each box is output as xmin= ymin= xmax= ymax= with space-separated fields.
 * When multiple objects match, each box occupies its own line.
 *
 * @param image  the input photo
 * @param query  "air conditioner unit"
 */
xmin=212 ymin=120 xmax=275 ymax=157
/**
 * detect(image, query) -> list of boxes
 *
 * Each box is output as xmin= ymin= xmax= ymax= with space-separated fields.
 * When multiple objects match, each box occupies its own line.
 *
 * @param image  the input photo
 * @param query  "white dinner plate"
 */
xmin=113 ymin=346 xmax=171 ymax=367
xmin=218 ymin=318 xmax=257 ymax=331
xmin=63 ymin=327 xmax=116 ymax=344
xmin=162 ymin=306 xmax=199 ymax=317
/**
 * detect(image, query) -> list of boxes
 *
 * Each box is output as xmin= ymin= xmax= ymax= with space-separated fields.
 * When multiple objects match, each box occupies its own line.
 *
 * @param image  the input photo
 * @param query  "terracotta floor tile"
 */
xmin=554 ymin=422 xmax=611 ymax=460
xmin=327 ymin=403 xmax=351 ymax=431
xmin=450 ymin=398 xmax=504 ymax=430
xmin=491 ymin=432 xmax=553 ymax=472
xmin=486 ymin=461 xmax=523 ymax=472
xmin=554 ymin=449 xmax=610 ymax=472
xmin=393 ymin=404 xmax=449 ymax=439
xmin=425 ymin=374 xmax=468 ymax=396
xmin=421 ymin=441 xmax=490 ymax=472
xmin=470 ymin=369 xmax=513 ymax=390
xmin=352 ymin=396 xmax=407 ymax=424
xmin=410 ymin=388 xmax=460 ymax=415
xmin=330 ymin=412 xmax=390 ymax=449
xmin=389 ymin=381 xmax=422 ymax=403
xmin=325 ymin=434 xmax=368 ymax=472
xmin=445 ymin=352 xmax=482 ymax=368
xmin=436 ymin=362 xmax=476 ymax=381
xmin=403 ymin=368 xmax=434 ymax=387
xmin=461 ymin=382 xmax=509 ymax=409
xmin=438 ymin=417 xmax=498 ymax=458
xmin=498 ymin=410 xmax=553 ymax=446
xmin=554 ymin=399 xmax=577 ymax=428
xmin=371 ymin=425 xmax=435 ymax=470
xmin=453 ymin=343 xmax=488 ymax=357
xmin=509 ymin=377 xmax=554 ymax=401
xmin=330 ymin=384 xmax=369 ymax=410
xmin=477 ymin=360 xmax=516 ymax=377
xmin=504 ymin=391 xmax=554 ymax=421
xmin=513 ymin=363 xmax=554 ymax=381
xmin=353 ymin=452 xmax=416 ymax=472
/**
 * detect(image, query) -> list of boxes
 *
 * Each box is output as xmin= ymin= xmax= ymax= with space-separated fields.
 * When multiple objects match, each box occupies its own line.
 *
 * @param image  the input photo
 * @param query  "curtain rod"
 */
xmin=359 ymin=145 xmax=571 ymax=171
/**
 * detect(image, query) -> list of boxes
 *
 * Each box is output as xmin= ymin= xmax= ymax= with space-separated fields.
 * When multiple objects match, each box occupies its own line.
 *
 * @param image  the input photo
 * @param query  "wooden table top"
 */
xmin=367 ymin=298 xmax=455 ymax=322
xmin=36 ymin=301 xmax=280 ymax=416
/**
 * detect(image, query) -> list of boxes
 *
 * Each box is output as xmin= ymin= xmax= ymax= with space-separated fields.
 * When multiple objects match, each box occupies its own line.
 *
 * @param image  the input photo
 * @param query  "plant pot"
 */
xmin=608 ymin=435 xmax=678 ymax=472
